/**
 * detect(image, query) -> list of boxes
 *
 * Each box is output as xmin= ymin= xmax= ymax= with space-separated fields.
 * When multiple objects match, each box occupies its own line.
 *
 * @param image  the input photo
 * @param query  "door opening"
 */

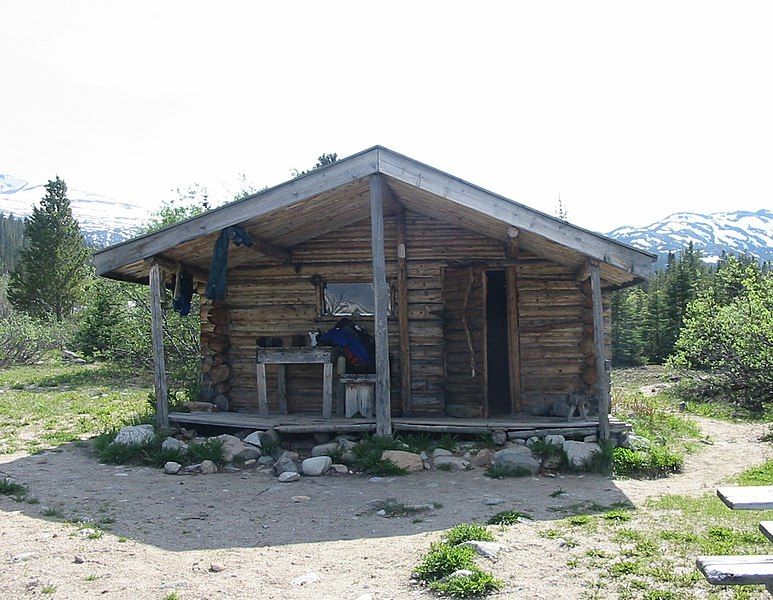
xmin=485 ymin=270 xmax=511 ymax=416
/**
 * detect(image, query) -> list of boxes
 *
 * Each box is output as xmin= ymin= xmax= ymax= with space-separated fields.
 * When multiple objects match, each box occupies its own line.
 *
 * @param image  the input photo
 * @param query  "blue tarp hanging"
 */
xmin=205 ymin=226 xmax=252 ymax=301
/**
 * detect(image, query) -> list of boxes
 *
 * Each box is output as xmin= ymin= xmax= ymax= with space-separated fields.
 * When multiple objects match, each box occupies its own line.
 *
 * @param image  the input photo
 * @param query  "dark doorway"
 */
xmin=486 ymin=270 xmax=511 ymax=416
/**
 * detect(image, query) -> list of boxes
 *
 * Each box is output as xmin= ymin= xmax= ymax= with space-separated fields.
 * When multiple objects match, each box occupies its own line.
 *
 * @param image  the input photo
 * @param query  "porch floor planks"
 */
xmin=168 ymin=410 xmax=629 ymax=435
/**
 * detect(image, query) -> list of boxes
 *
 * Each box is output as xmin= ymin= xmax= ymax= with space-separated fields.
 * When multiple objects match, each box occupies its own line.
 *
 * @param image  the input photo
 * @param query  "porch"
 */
xmin=168 ymin=410 xmax=630 ymax=438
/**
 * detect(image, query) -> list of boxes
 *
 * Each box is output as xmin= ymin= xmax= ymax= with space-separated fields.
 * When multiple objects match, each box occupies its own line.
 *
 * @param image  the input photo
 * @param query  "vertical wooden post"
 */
xmin=256 ymin=362 xmax=268 ymax=418
xmin=369 ymin=174 xmax=392 ymax=436
xmin=505 ymin=266 xmax=521 ymax=413
xmin=590 ymin=261 xmax=611 ymax=441
xmin=395 ymin=205 xmax=412 ymax=416
xmin=148 ymin=261 xmax=169 ymax=428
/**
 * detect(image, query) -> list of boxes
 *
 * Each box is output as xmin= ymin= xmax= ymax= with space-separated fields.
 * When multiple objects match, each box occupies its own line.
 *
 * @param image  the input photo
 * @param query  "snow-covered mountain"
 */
xmin=0 ymin=173 xmax=150 ymax=247
xmin=608 ymin=209 xmax=773 ymax=264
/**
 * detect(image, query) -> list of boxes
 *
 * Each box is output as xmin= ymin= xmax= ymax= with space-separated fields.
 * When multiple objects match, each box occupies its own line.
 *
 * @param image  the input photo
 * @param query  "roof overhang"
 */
xmin=94 ymin=146 xmax=656 ymax=287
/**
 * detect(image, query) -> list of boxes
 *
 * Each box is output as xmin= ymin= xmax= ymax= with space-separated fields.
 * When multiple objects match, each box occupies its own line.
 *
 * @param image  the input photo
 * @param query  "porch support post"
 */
xmin=395 ymin=204 xmax=412 ymax=416
xmin=369 ymin=174 xmax=392 ymax=436
xmin=148 ymin=260 xmax=169 ymax=428
xmin=589 ymin=260 xmax=611 ymax=441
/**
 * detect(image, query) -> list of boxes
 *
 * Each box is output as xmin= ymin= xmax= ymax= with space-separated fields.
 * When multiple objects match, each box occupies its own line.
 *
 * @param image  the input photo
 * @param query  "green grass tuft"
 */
xmin=484 ymin=464 xmax=532 ymax=479
xmin=428 ymin=568 xmax=503 ymax=598
xmin=351 ymin=435 xmax=410 ymax=476
xmin=487 ymin=510 xmax=531 ymax=525
xmin=413 ymin=542 xmax=477 ymax=582
xmin=444 ymin=523 xmax=495 ymax=545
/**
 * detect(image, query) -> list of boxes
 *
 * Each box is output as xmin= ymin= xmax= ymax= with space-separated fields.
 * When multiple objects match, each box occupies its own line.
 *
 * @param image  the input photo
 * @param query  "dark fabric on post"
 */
xmin=172 ymin=266 xmax=194 ymax=316
xmin=205 ymin=226 xmax=252 ymax=301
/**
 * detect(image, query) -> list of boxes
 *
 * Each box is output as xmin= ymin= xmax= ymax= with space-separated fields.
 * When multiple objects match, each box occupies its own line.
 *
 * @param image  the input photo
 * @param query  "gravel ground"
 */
xmin=0 ymin=417 xmax=769 ymax=600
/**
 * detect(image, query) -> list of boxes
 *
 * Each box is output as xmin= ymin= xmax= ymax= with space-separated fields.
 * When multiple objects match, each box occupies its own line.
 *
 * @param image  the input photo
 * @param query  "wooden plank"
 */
xmin=94 ymin=147 xmax=380 ymax=275
xmin=242 ymin=237 xmax=292 ymax=263
xmin=256 ymin=362 xmax=268 ymax=418
xmin=256 ymin=347 xmax=334 ymax=364
xmin=148 ymin=255 xmax=209 ymax=283
xmin=322 ymin=362 xmax=333 ymax=419
xmin=760 ymin=521 xmax=773 ymax=543
xmin=697 ymin=555 xmax=773 ymax=586
xmin=148 ymin=261 xmax=169 ymax=428
xmin=370 ymin=174 xmax=392 ymax=436
xmin=506 ymin=266 xmax=521 ymax=412
xmin=590 ymin=261 xmax=611 ymax=441
xmin=717 ymin=486 xmax=773 ymax=510
xmin=395 ymin=204 xmax=412 ymax=416
xmin=276 ymin=364 xmax=287 ymax=414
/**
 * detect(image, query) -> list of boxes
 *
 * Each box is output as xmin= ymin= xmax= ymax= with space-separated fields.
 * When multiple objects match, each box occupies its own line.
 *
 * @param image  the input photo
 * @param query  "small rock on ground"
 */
xmin=381 ymin=450 xmax=423 ymax=472
xmin=278 ymin=472 xmax=300 ymax=483
xmin=459 ymin=540 xmax=504 ymax=559
xmin=290 ymin=571 xmax=320 ymax=585
xmin=301 ymin=456 xmax=332 ymax=476
xmin=200 ymin=460 xmax=217 ymax=475
xmin=163 ymin=461 xmax=181 ymax=475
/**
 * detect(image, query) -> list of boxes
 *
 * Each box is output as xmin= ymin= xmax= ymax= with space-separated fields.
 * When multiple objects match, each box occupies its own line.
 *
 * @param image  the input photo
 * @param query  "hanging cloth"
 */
xmin=172 ymin=263 xmax=194 ymax=316
xmin=205 ymin=225 xmax=253 ymax=301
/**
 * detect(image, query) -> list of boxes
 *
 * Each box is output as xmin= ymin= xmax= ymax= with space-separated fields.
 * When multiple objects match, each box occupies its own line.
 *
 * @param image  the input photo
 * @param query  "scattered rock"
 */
xmin=278 ymin=472 xmax=300 ymax=483
xmin=513 ymin=439 xmax=526 ymax=445
xmin=544 ymin=434 xmax=565 ymax=446
xmin=473 ymin=448 xmax=494 ymax=467
xmin=377 ymin=509 xmax=387 ymax=517
xmin=301 ymin=456 xmax=332 ymax=477
xmin=459 ymin=540 xmax=504 ymax=559
xmin=336 ymin=437 xmax=358 ymax=450
xmin=444 ymin=569 xmax=476 ymax=581
xmin=273 ymin=456 xmax=299 ymax=476
xmin=381 ymin=450 xmax=423 ymax=472
xmin=235 ymin=446 xmax=261 ymax=462
xmin=620 ymin=433 xmax=651 ymax=451
xmin=243 ymin=431 xmax=263 ymax=447
xmin=112 ymin=424 xmax=154 ymax=446
xmin=216 ymin=434 xmax=247 ymax=462
xmin=583 ymin=435 xmax=598 ymax=443
xmin=280 ymin=450 xmax=300 ymax=461
xmin=562 ymin=441 xmax=602 ymax=469
xmin=525 ymin=436 xmax=540 ymax=448
xmin=491 ymin=429 xmax=507 ymax=445
xmin=11 ymin=552 xmax=38 ymax=563
xmin=163 ymin=461 xmax=182 ymax=475
xmin=292 ymin=495 xmax=310 ymax=503
xmin=244 ymin=459 xmax=256 ymax=466
xmin=311 ymin=442 xmax=339 ymax=457
xmin=492 ymin=446 xmax=540 ymax=474
xmin=541 ymin=453 xmax=563 ymax=470
xmin=331 ymin=464 xmax=349 ymax=474
xmin=199 ymin=460 xmax=218 ymax=475
xmin=431 ymin=448 xmax=453 ymax=458
xmin=484 ymin=498 xmax=504 ymax=506
xmin=433 ymin=456 xmax=470 ymax=470
xmin=209 ymin=563 xmax=225 ymax=573
xmin=183 ymin=401 xmax=217 ymax=413
xmin=161 ymin=437 xmax=189 ymax=453
xmin=260 ymin=429 xmax=280 ymax=446
xmin=257 ymin=456 xmax=274 ymax=466
xmin=290 ymin=571 xmax=319 ymax=585
xmin=73 ymin=555 xmax=85 ymax=564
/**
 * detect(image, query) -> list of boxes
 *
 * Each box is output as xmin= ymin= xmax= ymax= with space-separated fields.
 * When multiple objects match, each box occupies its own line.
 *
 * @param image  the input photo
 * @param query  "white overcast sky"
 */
xmin=1 ymin=1 xmax=771 ymax=232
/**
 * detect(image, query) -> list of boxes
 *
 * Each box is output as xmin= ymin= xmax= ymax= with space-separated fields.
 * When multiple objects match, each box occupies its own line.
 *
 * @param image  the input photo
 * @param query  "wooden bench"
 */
xmin=717 ymin=486 xmax=773 ymax=510
xmin=340 ymin=374 xmax=376 ymax=418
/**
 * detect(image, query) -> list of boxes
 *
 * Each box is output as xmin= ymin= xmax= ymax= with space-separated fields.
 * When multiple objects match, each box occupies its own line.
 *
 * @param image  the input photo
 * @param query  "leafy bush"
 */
xmin=351 ymin=435 xmax=409 ymax=476
xmin=428 ymin=568 xmax=503 ymax=598
xmin=484 ymin=464 xmax=532 ymax=479
xmin=444 ymin=523 xmax=494 ymax=545
xmin=0 ymin=314 xmax=63 ymax=367
xmin=612 ymin=446 xmax=683 ymax=478
xmin=413 ymin=542 xmax=477 ymax=581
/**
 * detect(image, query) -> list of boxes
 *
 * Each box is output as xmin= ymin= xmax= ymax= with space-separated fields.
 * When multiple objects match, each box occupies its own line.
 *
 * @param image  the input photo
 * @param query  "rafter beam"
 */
xmin=240 ymin=237 xmax=293 ymax=263
xmin=145 ymin=256 xmax=209 ymax=284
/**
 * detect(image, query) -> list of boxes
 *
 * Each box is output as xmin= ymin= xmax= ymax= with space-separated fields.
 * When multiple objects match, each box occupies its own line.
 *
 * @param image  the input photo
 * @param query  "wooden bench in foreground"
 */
xmin=717 ymin=486 xmax=773 ymax=510
xmin=697 ymin=555 xmax=773 ymax=593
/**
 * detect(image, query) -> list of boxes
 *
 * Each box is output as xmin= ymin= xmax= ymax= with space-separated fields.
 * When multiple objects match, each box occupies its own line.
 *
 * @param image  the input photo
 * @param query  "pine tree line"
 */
xmin=0 ymin=213 xmax=26 ymax=274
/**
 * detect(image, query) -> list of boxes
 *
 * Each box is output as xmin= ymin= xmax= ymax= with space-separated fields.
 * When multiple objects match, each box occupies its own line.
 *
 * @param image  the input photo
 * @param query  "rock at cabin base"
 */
xmin=311 ymin=442 xmax=339 ymax=457
xmin=301 ymin=456 xmax=332 ymax=477
xmin=433 ymin=456 xmax=471 ymax=470
xmin=562 ymin=441 xmax=602 ymax=469
xmin=473 ymin=448 xmax=494 ymax=467
xmin=112 ymin=424 xmax=155 ymax=446
xmin=216 ymin=434 xmax=246 ymax=462
xmin=163 ymin=461 xmax=182 ymax=475
xmin=381 ymin=450 xmax=423 ymax=472
xmin=273 ymin=456 xmax=299 ymax=476
xmin=243 ymin=431 xmax=263 ymax=447
xmin=199 ymin=460 xmax=218 ymax=474
xmin=491 ymin=429 xmax=507 ymax=446
xmin=331 ymin=464 xmax=349 ymax=474
xmin=431 ymin=448 xmax=453 ymax=458
xmin=492 ymin=446 xmax=540 ymax=474
xmin=544 ymin=434 xmax=565 ymax=447
xmin=161 ymin=437 xmax=189 ymax=453
xmin=260 ymin=429 xmax=281 ymax=446
xmin=235 ymin=446 xmax=261 ymax=462
xmin=278 ymin=471 xmax=300 ymax=483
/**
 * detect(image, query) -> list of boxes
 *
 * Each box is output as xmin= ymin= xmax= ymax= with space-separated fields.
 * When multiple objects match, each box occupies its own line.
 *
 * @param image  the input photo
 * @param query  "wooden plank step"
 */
xmin=697 ymin=555 xmax=773 ymax=586
xmin=717 ymin=486 xmax=773 ymax=510
xmin=760 ymin=521 xmax=773 ymax=544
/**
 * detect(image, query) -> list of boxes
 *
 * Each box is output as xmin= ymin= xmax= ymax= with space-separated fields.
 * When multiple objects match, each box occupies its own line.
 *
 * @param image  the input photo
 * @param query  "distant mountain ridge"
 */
xmin=0 ymin=173 xmax=150 ymax=247
xmin=607 ymin=209 xmax=773 ymax=263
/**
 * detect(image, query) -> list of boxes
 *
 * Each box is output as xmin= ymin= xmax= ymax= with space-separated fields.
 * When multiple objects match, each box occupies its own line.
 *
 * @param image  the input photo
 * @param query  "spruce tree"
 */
xmin=8 ymin=177 xmax=90 ymax=320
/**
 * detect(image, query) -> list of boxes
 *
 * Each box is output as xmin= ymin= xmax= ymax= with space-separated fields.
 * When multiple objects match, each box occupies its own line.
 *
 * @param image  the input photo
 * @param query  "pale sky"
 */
xmin=2 ymin=1 xmax=771 ymax=232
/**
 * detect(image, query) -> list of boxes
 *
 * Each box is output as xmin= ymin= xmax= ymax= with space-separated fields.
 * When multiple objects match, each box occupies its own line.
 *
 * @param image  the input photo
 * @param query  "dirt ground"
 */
xmin=1 ymin=417 xmax=770 ymax=600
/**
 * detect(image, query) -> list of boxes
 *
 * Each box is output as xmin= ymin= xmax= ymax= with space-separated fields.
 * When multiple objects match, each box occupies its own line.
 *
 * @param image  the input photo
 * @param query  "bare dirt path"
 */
xmin=0 ymin=417 xmax=769 ymax=600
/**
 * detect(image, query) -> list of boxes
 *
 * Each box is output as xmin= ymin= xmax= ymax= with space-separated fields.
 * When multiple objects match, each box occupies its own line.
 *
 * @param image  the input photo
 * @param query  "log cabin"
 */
xmin=94 ymin=146 xmax=656 ymax=441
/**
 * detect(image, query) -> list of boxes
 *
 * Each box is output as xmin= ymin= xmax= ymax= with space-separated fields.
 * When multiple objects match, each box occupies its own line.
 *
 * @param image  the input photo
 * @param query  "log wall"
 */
xmin=199 ymin=209 xmax=611 ymax=417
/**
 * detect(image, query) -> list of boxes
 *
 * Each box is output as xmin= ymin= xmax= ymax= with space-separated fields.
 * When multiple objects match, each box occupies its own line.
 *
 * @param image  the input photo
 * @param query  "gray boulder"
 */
xmin=381 ymin=450 xmax=423 ymax=472
xmin=273 ymin=456 xmax=299 ymax=476
xmin=492 ymin=446 xmax=540 ymax=474
xmin=620 ymin=433 xmax=651 ymax=451
xmin=236 ymin=446 xmax=261 ymax=462
xmin=260 ymin=429 xmax=280 ymax=447
xmin=278 ymin=471 xmax=300 ymax=483
xmin=433 ymin=456 xmax=471 ymax=470
xmin=200 ymin=460 xmax=217 ymax=474
xmin=161 ymin=437 xmax=189 ymax=453
xmin=301 ymin=456 xmax=332 ymax=477
xmin=562 ymin=441 xmax=602 ymax=469
xmin=113 ymin=424 xmax=155 ymax=446
xmin=243 ymin=431 xmax=263 ymax=447
xmin=544 ymin=434 xmax=565 ymax=447
xmin=491 ymin=429 xmax=507 ymax=446
xmin=216 ymin=434 xmax=247 ymax=462
xmin=431 ymin=448 xmax=453 ymax=458
xmin=163 ymin=461 xmax=181 ymax=475
xmin=459 ymin=540 xmax=504 ymax=559
xmin=311 ymin=442 xmax=339 ymax=457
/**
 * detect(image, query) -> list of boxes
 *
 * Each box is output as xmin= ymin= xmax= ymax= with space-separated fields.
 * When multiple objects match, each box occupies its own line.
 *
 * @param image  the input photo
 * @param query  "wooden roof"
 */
xmin=94 ymin=146 xmax=656 ymax=287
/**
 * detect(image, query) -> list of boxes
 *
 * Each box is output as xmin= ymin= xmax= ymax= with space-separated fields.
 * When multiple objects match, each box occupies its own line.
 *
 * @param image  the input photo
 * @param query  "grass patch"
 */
xmin=612 ymin=446 xmax=683 ymax=478
xmin=484 ymin=464 xmax=532 ymax=479
xmin=93 ymin=428 xmax=224 ymax=468
xmin=372 ymin=498 xmax=439 ymax=518
xmin=428 ymin=569 xmax=503 ymax=598
xmin=487 ymin=510 xmax=531 ymax=525
xmin=444 ymin=523 xmax=494 ymax=545
xmin=414 ymin=542 xmax=477 ymax=581
xmin=0 ymin=478 xmax=28 ymax=497
xmin=350 ymin=435 xmax=410 ymax=476
xmin=736 ymin=458 xmax=773 ymax=486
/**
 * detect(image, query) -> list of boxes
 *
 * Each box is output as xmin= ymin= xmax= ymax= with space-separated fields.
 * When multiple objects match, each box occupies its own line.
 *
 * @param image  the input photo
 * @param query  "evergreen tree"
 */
xmin=0 ymin=213 xmax=26 ymax=274
xmin=8 ymin=177 xmax=90 ymax=320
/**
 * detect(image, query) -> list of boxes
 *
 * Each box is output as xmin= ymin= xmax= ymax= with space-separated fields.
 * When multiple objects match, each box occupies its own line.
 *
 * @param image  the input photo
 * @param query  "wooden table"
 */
xmin=256 ymin=347 xmax=336 ymax=419
xmin=717 ymin=486 xmax=773 ymax=510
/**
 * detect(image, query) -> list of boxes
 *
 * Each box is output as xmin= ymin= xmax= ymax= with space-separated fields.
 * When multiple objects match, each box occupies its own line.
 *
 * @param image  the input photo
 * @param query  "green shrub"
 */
xmin=0 ymin=314 xmax=63 ymax=367
xmin=0 ymin=478 xmax=28 ymax=498
xmin=413 ymin=542 xmax=476 ymax=582
xmin=444 ymin=523 xmax=494 ymax=545
xmin=612 ymin=446 xmax=683 ymax=478
xmin=487 ymin=510 xmax=531 ymax=525
xmin=187 ymin=438 xmax=224 ymax=465
xmin=397 ymin=432 xmax=434 ymax=453
xmin=351 ymin=435 xmax=409 ymax=476
xmin=428 ymin=568 xmax=503 ymax=597
xmin=484 ymin=464 xmax=532 ymax=479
